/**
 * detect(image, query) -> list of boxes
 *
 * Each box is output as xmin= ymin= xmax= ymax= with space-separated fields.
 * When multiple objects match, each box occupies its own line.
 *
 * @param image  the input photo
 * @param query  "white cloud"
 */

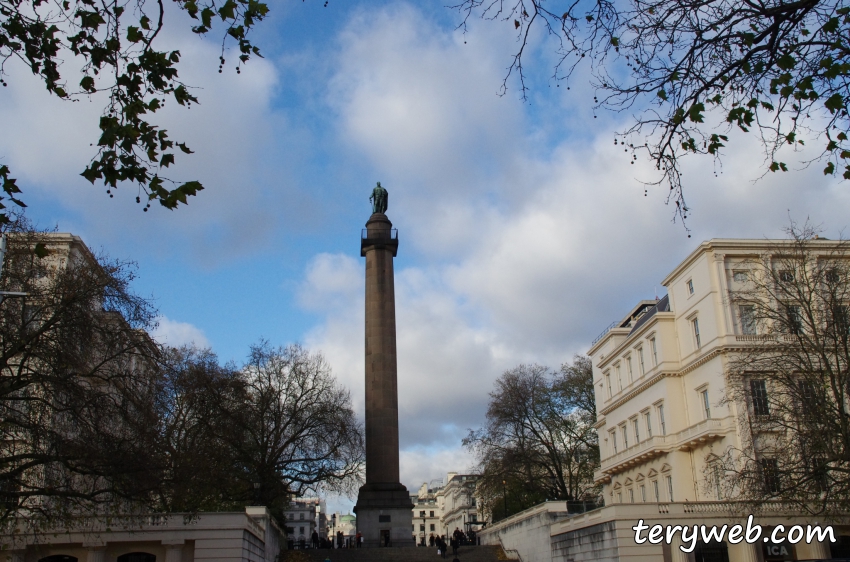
xmin=152 ymin=316 xmax=210 ymax=348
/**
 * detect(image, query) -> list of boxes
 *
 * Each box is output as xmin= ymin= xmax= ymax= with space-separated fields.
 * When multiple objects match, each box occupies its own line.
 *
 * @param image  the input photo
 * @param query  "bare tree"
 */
xmin=453 ymin=0 xmax=850 ymax=225
xmin=464 ymin=356 xmax=599 ymax=521
xmin=0 ymin=216 xmax=163 ymax=530
xmin=711 ymin=223 xmax=850 ymax=518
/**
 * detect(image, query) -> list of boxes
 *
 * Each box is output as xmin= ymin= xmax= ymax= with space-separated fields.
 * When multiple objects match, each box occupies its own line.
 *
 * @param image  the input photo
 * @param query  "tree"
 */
xmin=156 ymin=341 xmax=365 ymax=523
xmin=454 ymin=0 xmax=850 ymax=225
xmin=463 ymin=356 xmax=600 ymax=521
xmin=0 ymin=215 xmax=163 ymax=530
xmin=710 ymin=224 xmax=850 ymax=518
xmin=0 ymin=0 xmax=271 ymax=220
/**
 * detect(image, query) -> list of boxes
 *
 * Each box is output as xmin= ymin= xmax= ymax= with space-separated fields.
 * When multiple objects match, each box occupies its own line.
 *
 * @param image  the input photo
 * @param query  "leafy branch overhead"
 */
xmin=0 ymin=0 xmax=270 ymax=220
xmin=454 ymin=0 xmax=850 ymax=223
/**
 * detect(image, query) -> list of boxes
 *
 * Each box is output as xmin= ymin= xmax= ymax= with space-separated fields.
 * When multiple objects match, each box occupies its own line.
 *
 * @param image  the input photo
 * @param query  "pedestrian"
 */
xmin=312 ymin=530 xmax=319 ymax=549
xmin=356 ymin=532 xmax=362 ymax=548
xmin=450 ymin=535 xmax=458 ymax=556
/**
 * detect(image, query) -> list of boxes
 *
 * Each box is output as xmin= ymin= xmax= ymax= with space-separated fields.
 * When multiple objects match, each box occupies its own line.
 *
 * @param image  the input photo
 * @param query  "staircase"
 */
xmin=283 ymin=545 xmax=506 ymax=562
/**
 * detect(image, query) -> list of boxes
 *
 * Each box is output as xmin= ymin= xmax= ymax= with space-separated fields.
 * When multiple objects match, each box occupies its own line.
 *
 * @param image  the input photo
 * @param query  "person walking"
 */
xmin=311 ymin=530 xmax=319 ymax=549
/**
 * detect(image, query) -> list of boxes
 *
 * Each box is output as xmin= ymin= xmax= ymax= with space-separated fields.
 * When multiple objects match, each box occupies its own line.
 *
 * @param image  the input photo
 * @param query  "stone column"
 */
xmin=354 ymin=212 xmax=413 ymax=548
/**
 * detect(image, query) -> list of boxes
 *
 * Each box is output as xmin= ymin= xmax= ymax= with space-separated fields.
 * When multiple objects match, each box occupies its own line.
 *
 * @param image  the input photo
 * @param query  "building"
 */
xmin=411 ymin=482 xmax=442 ymax=545
xmin=282 ymin=500 xmax=320 ymax=546
xmin=438 ymin=474 xmax=482 ymax=539
xmin=481 ymin=238 xmax=850 ymax=561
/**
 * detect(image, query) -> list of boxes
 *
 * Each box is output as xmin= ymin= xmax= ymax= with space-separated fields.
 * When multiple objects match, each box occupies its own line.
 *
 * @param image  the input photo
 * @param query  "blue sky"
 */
xmin=1 ymin=0 xmax=849 ymax=513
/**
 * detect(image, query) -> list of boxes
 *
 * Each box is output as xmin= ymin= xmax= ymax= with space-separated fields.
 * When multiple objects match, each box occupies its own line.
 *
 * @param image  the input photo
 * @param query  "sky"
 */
xmin=1 ymin=0 xmax=849 ymax=515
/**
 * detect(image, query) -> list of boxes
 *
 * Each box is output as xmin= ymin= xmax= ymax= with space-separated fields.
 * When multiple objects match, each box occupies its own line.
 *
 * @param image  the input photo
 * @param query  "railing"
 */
xmin=361 ymin=228 xmax=398 ymax=239
xmin=498 ymin=535 xmax=523 ymax=562
xmin=592 ymin=321 xmax=619 ymax=346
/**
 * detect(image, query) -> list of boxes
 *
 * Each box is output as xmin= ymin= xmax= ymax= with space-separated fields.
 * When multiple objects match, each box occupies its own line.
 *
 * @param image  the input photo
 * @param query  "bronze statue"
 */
xmin=370 ymin=182 xmax=388 ymax=214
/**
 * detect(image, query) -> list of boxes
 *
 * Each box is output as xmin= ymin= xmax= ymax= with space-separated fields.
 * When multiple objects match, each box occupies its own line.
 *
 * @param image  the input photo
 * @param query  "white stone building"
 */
xmin=481 ymin=238 xmax=850 ymax=562
xmin=410 ymin=482 xmax=442 ymax=545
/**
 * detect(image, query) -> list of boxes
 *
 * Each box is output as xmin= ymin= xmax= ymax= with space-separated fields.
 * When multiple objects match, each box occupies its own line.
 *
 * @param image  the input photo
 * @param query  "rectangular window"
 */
xmin=626 ymin=356 xmax=633 ymax=382
xmin=644 ymin=411 xmax=652 ymax=438
xmin=666 ymin=476 xmax=674 ymax=501
xmin=420 ymin=511 xmax=426 ymax=517
xmin=617 ymin=492 xmax=622 ymax=503
xmin=632 ymin=418 xmax=640 ymax=443
xmin=702 ymin=389 xmax=711 ymax=419
xmin=786 ymin=305 xmax=802 ymax=335
xmin=605 ymin=373 xmax=612 ymax=398
xmin=653 ymin=480 xmax=660 ymax=502
xmin=761 ymin=458 xmax=781 ymax=494
xmin=629 ymin=489 xmax=634 ymax=503
xmin=733 ymin=270 xmax=748 ymax=283
xmin=640 ymin=485 xmax=646 ymax=502
xmin=650 ymin=338 xmax=658 ymax=366
xmin=616 ymin=364 xmax=623 ymax=391
xmin=300 ymin=526 xmax=304 ymax=533
xmin=831 ymin=305 xmax=849 ymax=335
xmin=740 ymin=305 xmax=756 ymax=335
xmin=611 ymin=430 xmax=618 ymax=454
xmin=430 ymin=524 xmax=435 ymax=531
xmin=687 ymin=279 xmax=694 ymax=295
xmin=798 ymin=381 xmax=816 ymax=419
xmin=751 ymin=379 xmax=770 ymax=417
xmin=300 ymin=513 xmax=304 ymax=520
xmin=429 ymin=511 xmax=434 ymax=517
xmin=621 ymin=425 xmax=629 ymax=448
xmin=714 ymin=467 xmax=723 ymax=500
xmin=638 ymin=348 xmax=645 ymax=375
xmin=419 ymin=524 xmax=425 ymax=531
xmin=692 ymin=317 xmax=701 ymax=348
xmin=779 ymin=269 xmax=794 ymax=283
xmin=658 ymin=404 xmax=666 ymax=435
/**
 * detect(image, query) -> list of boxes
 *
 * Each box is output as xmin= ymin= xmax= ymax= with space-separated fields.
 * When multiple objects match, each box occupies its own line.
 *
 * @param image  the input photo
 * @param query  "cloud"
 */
xmin=152 ymin=316 xmax=210 ymax=348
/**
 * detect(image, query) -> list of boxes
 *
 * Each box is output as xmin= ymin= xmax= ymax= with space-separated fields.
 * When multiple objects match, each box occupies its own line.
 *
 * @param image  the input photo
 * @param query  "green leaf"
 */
xmin=177 ymin=142 xmax=194 ymax=154
xmin=687 ymin=102 xmax=705 ymax=123
xmin=127 ymin=26 xmax=143 ymax=43
xmin=825 ymin=93 xmax=845 ymax=113
xmin=776 ymin=53 xmax=796 ymax=71
xmin=657 ymin=89 xmax=667 ymax=101
xmin=53 ymin=87 xmax=67 ymax=98
xmin=80 ymin=76 xmax=95 ymax=92
xmin=219 ymin=0 xmax=237 ymax=20
xmin=140 ymin=16 xmax=151 ymax=30
xmin=611 ymin=37 xmax=619 ymax=47
xmin=824 ymin=162 xmax=835 ymax=175
xmin=160 ymin=153 xmax=175 ymax=168
xmin=33 ymin=243 xmax=48 ymax=258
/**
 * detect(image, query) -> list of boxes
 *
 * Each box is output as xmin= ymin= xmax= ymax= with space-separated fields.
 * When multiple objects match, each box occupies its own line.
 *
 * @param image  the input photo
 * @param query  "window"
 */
xmin=420 ymin=524 xmax=425 ymax=531
xmin=733 ymin=270 xmax=748 ymax=283
xmin=626 ymin=356 xmax=633 ymax=382
xmin=653 ymin=480 xmax=660 ymax=502
xmin=289 ymin=514 xmax=294 ymax=520
xmin=610 ymin=430 xmax=618 ymax=454
xmin=751 ymin=379 xmax=770 ymax=417
xmin=761 ymin=458 xmax=781 ymax=494
xmin=605 ymin=372 xmax=612 ymax=398
xmin=687 ymin=279 xmax=694 ymax=295
xmin=629 ymin=489 xmax=634 ymax=503
xmin=616 ymin=364 xmax=623 ymax=391
xmin=640 ymin=485 xmax=646 ymax=502
xmin=638 ymin=348 xmax=645 ymax=375
xmin=714 ymin=466 xmax=723 ymax=500
xmin=644 ymin=411 xmax=652 ymax=438
xmin=650 ymin=338 xmax=658 ymax=366
xmin=429 ymin=510 xmax=434 ymax=517
xmin=826 ymin=268 xmax=841 ymax=284
xmin=621 ymin=424 xmax=629 ymax=448
xmin=430 ymin=524 xmax=436 ymax=531
xmin=632 ymin=417 xmax=640 ymax=443
xmin=617 ymin=492 xmax=622 ymax=503
xmin=779 ymin=269 xmax=794 ymax=283
xmin=299 ymin=526 xmax=304 ymax=534
xmin=785 ymin=305 xmax=802 ymax=334
xmin=666 ymin=476 xmax=674 ymax=501
xmin=300 ymin=513 xmax=304 ymax=520
xmin=658 ymin=404 xmax=667 ymax=435
xmin=739 ymin=305 xmax=756 ymax=335
xmin=798 ymin=381 xmax=816 ymax=419
xmin=701 ymin=389 xmax=711 ymax=419
xmin=692 ymin=317 xmax=701 ymax=348
xmin=419 ymin=510 xmax=426 ymax=517
xmin=830 ymin=305 xmax=849 ymax=336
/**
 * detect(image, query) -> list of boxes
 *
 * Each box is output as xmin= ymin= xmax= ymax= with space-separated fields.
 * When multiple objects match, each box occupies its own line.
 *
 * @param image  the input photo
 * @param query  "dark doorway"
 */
xmin=117 ymin=553 xmax=156 ymax=562
xmin=38 ymin=556 xmax=78 ymax=562
xmin=380 ymin=529 xmax=391 ymax=547
xmin=832 ymin=535 xmax=850 ymax=558
xmin=694 ymin=540 xmax=730 ymax=562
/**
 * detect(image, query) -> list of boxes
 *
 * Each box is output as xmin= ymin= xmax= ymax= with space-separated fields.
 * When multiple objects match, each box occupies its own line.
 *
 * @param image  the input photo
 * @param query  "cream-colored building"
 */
xmin=482 ymin=238 xmax=850 ymax=562
xmin=438 ymin=474 xmax=481 ymax=540
xmin=411 ymin=482 xmax=442 ymax=545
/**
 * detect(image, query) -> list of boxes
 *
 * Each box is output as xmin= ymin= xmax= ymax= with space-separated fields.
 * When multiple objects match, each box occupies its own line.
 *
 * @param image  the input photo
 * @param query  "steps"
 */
xmin=283 ymin=545 xmax=506 ymax=562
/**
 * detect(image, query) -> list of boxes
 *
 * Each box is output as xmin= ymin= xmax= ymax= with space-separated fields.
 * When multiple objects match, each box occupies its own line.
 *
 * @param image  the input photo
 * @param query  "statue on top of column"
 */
xmin=370 ymin=182 xmax=388 ymax=214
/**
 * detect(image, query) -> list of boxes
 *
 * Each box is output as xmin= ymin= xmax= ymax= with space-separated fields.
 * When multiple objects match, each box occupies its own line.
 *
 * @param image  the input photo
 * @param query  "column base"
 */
xmin=354 ymin=483 xmax=414 ymax=548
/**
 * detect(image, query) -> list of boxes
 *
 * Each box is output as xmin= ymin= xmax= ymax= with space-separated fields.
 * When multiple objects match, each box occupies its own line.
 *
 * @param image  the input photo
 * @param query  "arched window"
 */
xmin=117 ymin=553 xmax=156 ymax=562
xmin=39 ymin=556 xmax=78 ymax=562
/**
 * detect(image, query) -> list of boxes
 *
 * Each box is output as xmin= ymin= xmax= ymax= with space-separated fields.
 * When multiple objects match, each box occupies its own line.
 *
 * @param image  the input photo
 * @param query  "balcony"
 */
xmin=598 ymin=417 xmax=735 ymax=477
xmin=361 ymin=228 xmax=398 ymax=256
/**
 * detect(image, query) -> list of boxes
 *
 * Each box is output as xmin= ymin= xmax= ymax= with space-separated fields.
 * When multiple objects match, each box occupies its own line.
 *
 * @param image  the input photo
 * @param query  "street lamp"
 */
xmin=331 ymin=514 xmax=336 ymax=548
xmin=422 ymin=515 xmax=426 ymax=546
xmin=502 ymin=480 xmax=507 ymax=521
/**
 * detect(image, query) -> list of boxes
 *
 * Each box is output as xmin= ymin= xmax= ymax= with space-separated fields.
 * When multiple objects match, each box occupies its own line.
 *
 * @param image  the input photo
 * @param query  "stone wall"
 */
xmin=478 ymin=502 xmax=572 ymax=562
xmin=551 ymin=521 xmax=619 ymax=562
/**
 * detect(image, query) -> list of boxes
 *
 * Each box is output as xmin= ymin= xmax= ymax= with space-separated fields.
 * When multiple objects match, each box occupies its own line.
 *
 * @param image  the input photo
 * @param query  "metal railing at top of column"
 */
xmin=361 ymin=228 xmax=398 ymax=239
